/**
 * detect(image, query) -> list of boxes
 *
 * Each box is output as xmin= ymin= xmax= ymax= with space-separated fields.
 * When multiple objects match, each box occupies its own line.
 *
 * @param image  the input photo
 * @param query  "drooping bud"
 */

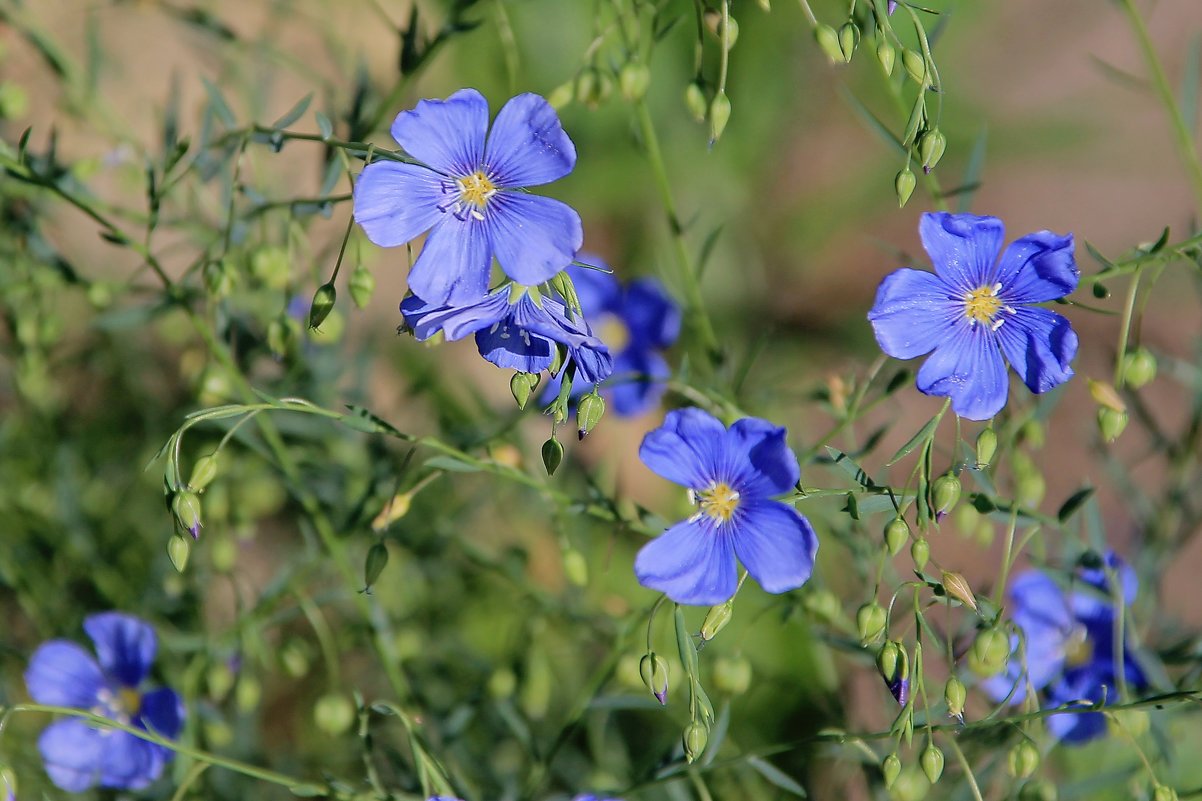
xmin=1019 ymin=779 xmax=1058 ymax=801
xmin=895 ymin=167 xmax=917 ymax=207
xmin=921 ymin=744 xmax=945 ymax=784
xmin=877 ymin=640 xmax=909 ymax=706
xmin=975 ymin=427 xmax=997 ymax=468
xmin=709 ymin=91 xmax=732 ymax=144
xmin=236 ymin=674 xmax=262 ymax=713
xmin=969 ymin=627 xmax=1011 ymax=677
xmin=685 ymin=82 xmax=708 ymax=122
xmin=703 ymin=10 xmax=739 ymax=48
xmin=884 ymin=517 xmax=909 ymax=556
xmin=700 ymin=600 xmax=734 ymax=641
xmin=944 ymin=676 xmax=966 ymax=719
xmin=546 ymin=81 xmax=575 ymax=110
xmin=267 ymin=315 xmax=294 ymax=359
xmin=1088 ymin=378 xmax=1126 ymax=412
xmin=639 ymin=652 xmax=670 ymax=704
xmin=619 ymin=62 xmax=652 ymax=102
xmin=1008 ymin=740 xmax=1040 ymax=779
xmin=1097 ymin=407 xmax=1129 ymax=442
xmin=349 ymin=263 xmax=375 ymax=309
xmin=167 ymin=534 xmax=190 ymax=573
xmin=1123 ymin=347 xmax=1157 ymax=388
xmin=251 ymin=246 xmax=291 ymax=288
xmin=488 ymin=667 xmax=517 ymax=699
xmin=189 ymin=452 xmax=219 ymax=491
xmin=371 ymin=491 xmax=412 ymax=531
xmin=877 ymin=37 xmax=896 ymax=75
xmin=683 ymin=721 xmax=709 ymax=762
xmin=171 ymin=490 xmax=203 ymax=539
xmin=1017 ymin=471 xmax=1046 ymax=508
xmin=541 ymin=436 xmax=564 ymax=476
xmin=563 ymin=548 xmax=588 ymax=586
xmin=712 ymin=654 xmax=752 ymax=695
xmin=882 ymin=752 xmax=902 ymax=788
xmin=910 ymin=538 xmax=930 ymax=571
xmin=940 ymin=570 xmax=977 ymax=611
xmin=919 ymin=129 xmax=946 ymax=173
xmin=902 ymin=49 xmax=927 ymax=84
xmin=1153 ymin=785 xmax=1179 ymax=801
xmin=575 ymin=68 xmax=599 ymax=108
xmin=308 ymin=282 xmax=337 ymax=329
xmin=577 ymin=391 xmax=606 ymax=439
xmin=510 ymin=371 xmax=540 ymax=410
xmin=757 ymin=0 xmax=770 ymax=9
xmin=856 ymin=601 xmax=888 ymax=643
xmin=1019 ymin=419 xmax=1046 ymax=449
xmin=838 ymin=22 xmax=860 ymax=62
xmin=932 ymin=474 xmax=961 ymax=516
xmin=815 ymin=25 xmax=844 ymax=64
xmin=313 ymin=692 xmax=356 ymax=736
xmin=363 ymin=541 xmax=389 ymax=592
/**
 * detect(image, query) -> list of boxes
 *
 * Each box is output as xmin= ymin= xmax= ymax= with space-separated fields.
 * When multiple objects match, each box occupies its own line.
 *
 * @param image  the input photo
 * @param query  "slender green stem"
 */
xmin=992 ymin=508 xmax=1021 ymax=609
xmin=1113 ymin=267 xmax=1145 ymax=388
xmin=944 ymin=737 xmax=986 ymax=801
xmin=795 ymin=0 xmax=819 ymax=27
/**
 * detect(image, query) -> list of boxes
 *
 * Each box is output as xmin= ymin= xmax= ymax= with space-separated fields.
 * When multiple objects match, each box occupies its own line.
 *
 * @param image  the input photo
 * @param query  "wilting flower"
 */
xmin=983 ymin=553 xmax=1146 ymax=743
xmin=401 ymin=284 xmax=613 ymax=384
xmin=868 ymin=212 xmax=1079 ymax=420
xmin=25 ymin=612 xmax=184 ymax=791
xmin=541 ymin=258 xmax=681 ymax=416
xmin=634 ymin=408 xmax=819 ymax=605
xmin=354 ymin=89 xmax=582 ymax=306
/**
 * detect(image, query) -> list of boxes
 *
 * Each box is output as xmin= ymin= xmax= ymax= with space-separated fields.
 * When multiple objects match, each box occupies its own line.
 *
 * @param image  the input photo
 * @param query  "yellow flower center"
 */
xmin=119 ymin=687 xmax=143 ymax=717
xmin=1063 ymin=626 xmax=1093 ymax=668
xmin=598 ymin=315 xmax=630 ymax=352
xmin=696 ymin=482 xmax=741 ymax=524
xmin=963 ymin=283 xmax=1005 ymax=327
xmin=457 ymin=171 xmax=497 ymax=213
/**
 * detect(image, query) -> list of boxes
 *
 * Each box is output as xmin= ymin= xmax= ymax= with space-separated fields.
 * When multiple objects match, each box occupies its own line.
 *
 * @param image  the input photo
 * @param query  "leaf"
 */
xmin=1058 ymin=486 xmax=1095 ymax=523
xmin=886 ymin=413 xmax=942 ymax=467
xmin=825 ymin=447 xmax=877 ymax=489
xmin=272 ymin=93 xmax=313 ymax=130
xmin=340 ymin=405 xmax=411 ymax=439
xmin=423 ymin=455 xmax=480 ymax=473
xmin=201 ymin=77 xmax=237 ymax=129
xmin=746 ymin=757 xmax=807 ymax=797
xmin=674 ymin=606 xmax=698 ymax=677
xmin=315 ymin=110 xmax=334 ymax=140
xmin=1084 ymin=240 xmax=1117 ymax=270
xmin=696 ymin=225 xmax=724 ymax=279
xmin=884 ymin=368 xmax=912 ymax=395
xmin=1144 ymin=226 xmax=1170 ymax=255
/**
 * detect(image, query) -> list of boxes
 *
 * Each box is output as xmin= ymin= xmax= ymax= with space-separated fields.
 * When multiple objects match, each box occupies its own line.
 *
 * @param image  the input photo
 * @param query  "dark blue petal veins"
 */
xmin=919 ymin=212 xmax=1005 ymax=293
xmin=915 ymin=325 xmax=1009 ymax=420
xmin=994 ymin=230 xmax=1078 ymax=303
xmin=867 ymin=268 xmax=960 ymax=360
xmin=486 ymin=192 xmax=583 ymax=287
xmin=729 ymin=500 xmax=818 ymax=594
xmin=633 ymin=517 xmax=738 ymax=606
xmin=995 ymin=307 xmax=1077 ymax=395
xmin=389 ymin=88 xmax=489 ymax=176
xmin=722 ymin=418 xmax=800 ymax=497
xmin=484 ymin=93 xmax=577 ymax=188
xmin=406 ymin=215 xmax=493 ymax=306
xmin=84 ymin=612 xmax=157 ymax=688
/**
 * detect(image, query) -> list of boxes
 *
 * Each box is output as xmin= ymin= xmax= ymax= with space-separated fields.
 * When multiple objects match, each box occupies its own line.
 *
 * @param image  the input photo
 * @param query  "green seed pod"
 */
xmin=1018 ymin=779 xmax=1057 ymax=801
xmin=1017 ymin=472 xmax=1045 ymax=508
xmin=314 ymin=692 xmax=356 ymax=736
xmin=895 ymin=167 xmax=917 ymax=207
xmin=563 ymin=548 xmax=588 ymax=586
xmin=884 ymin=517 xmax=909 ymax=556
xmin=700 ymin=600 xmax=734 ymax=641
xmin=919 ymin=129 xmax=947 ymax=172
xmin=280 ymin=640 xmax=310 ymax=678
xmin=1123 ymin=347 xmax=1157 ymax=388
xmin=856 ymin=601 xmax=888 ymax=642
xmin=510 ymin=371 xmax=540 ymax=410
xmin=712 ymin=654 xmax=752 ymax=695
xmin=803 ymin=588 xmax=841 ymax=622
xmin=877 ymin=37 xmax=896 ymax=75
xmin=944 ymin=676 xmax=966 ymax=719
xmin=882 ymin=752 xmax=902 ymax=788
xmin=363 ymin=541 xmax=389 ymax=591
xmin=902 ymin=48 xmax=927 ymax=84
xmin=815 ymin=25 xmax=844 ymax=64
xmin=236 ymin=674 xmax=262 ymax=712
xmin=348 ymin=263 xmax=375 ymax=308
xmin=210 ymin=535 xmax=237 ymax=572
xmin=703 ymin=10 xmax=739 ymax=48
xmin=1097 ymin=407 xmax=1128 ymax=442
xmin=1008 ymin=739 xmax=1040 ymax=779
xmin=969 ymin=627 xmax=1011 ymax=677
xmin=267 ymin=315 xmax=294 ymax=359
xmin=1153 ymin=785 xmax=1179 ymax=801
xmin=975 ymin=427 xmax=997 ymax=467
xmin=308 ymin=282 xmax=337 ymax=329
xmin=639 ymin=651 xmax=669 ymax=704
xmin=189 ymin=452 xmax=219 ymax=491
xmin=1019 ymin=419 xmax=1046 ymax=449
xmin=619 ymin=61 xmax=652 ymax=102
xmin=576 ymin=391 xmax=606 ymax=439
xmin=685 ymin=82 xmax=708 ymax=122
xmin=488 ymin=667 xmax=517 ymax=699
xmin=920 ymin=744 xmax=944 ymax=783
xmin=167 ymin=534 xmax=190 ymax=573
xmin=838 ymin=21 xmax=860 ymax=62
xmin=207 ymin=661 xmax=235 ymax=701
xmin=171 ymin=491 xmax=203 ymax=539
xmin=575 ymin=68 xmax=599 ymax=107
xmin=251 ymin=246 xmax=291 ymax=289
xmin=932 ymin=474 xmax=961 ymax=515
xmin=546 ymin=81 xmax=575 ymax=110
xmin=709 ymin=91 xmax=732 ymax=143
xmin=683 ymin=721 xmax=709 ymax=763
xmin=910 ymin=537 xmax=930 ymax=571
xmin=541 ymin=436 xmax=564 ymax=476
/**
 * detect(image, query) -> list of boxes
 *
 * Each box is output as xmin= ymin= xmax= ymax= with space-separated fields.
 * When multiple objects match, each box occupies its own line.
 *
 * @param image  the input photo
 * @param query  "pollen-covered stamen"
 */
xmin=454 ymin=170 xmax=497 ymax=221
xmin=694 ymin=481 xmax=741 ymax=524
xmin=963 ymin=283 xmax=1005 ymax=327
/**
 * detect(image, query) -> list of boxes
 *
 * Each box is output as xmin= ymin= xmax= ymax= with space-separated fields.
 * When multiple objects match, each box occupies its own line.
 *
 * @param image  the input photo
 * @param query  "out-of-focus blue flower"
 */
xmin=24 ymin=612 xmax=184 ymax=791
xmin=868 ymin=212 xmax=1079 ymax=420
xmin=354 ymin=89 xmax=582 ymax=306
xmin=572 ymin=795 xmax=623 ymax=801
xmin=540 ymin=258 xmax=681 ymax=416
xmin=634 ymin=408 xmax=819 ymax=605
xmin=401 ymin=284 xmax=613 ymax=384
xmin=983 ymin=553 xmax=1145 ymax=744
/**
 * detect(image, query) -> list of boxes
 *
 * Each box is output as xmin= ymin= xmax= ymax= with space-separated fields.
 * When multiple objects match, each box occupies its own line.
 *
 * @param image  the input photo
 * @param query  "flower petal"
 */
xmin=484 ymin=93 xmax=577 ymax=187
xmin=995 ymin=307 xmax=1077 ymax=394
xmin=634 ymin=518 xmax=737 ymax=606
xmin=25 ymin=641 xmax=104 ymax=707
xmin=1009 ymin=572 xmax=1072 ymax=690
xmin=407 ymin=216 xmax=493 ymax=306
xmin=622 ymin=278 xmax=681 ymax=350
xmin=389 ymin=88 xmax=488 ymax=176
xmin=638 ymin=407 xmax=726 ymax=489
xmin=352 ymin=162 xmax=445 ymax=248
xmin=1045 ymin=672 xmax=1110 ymax=744
xmin=867 ymin=268 xmax=959 ymax=360
xmin=610 ymin=349 xmax=669 ymax=417
xmin=99 ymin=730 xmax=164 ymax=790
xmin=511 ymin=296 xmax=613 ymax=383
xmin=722 ymin=418 xmax=800 ymax=497
xmin=84 ymin=612 xmax=157 ymax=688
xmin=567 ymin=258 xmax=621 ymax=314
xmin=487 ymin=193 xmax=583 ymax=286
xmin=919 ymin=212 xmax=1005 ymax=293
xmin=995 ymin=230 xmax=1078 ymax=303
xmin=38 ymin=719 xmax=104 ymax=792
xmin=400 ymin=291 xmax=509 ymax=342
xmin=730 ymin=500 xmax=818 ymax=594
xmin=916 ymin=325 xmax=1009 ymax=420
xmin=473 ymin=322 xmax=554 ymax=373
xmin=1073 ymin=551 xmax=1138 ymax=622
xmin=139 ymin=687 xmax=185 ymax=740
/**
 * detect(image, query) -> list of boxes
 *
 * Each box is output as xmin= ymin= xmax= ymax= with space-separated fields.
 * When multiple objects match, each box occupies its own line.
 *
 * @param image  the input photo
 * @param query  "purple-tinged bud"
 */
xmin=1 ymin=766 xmax=16 ymax=801
xmin=171 ymin=490 xmax=203 ymax=539
xmin=877 ymin=640 xmax=910 ymax=706
xmin=888 ymin=0 xmax=898 ymax=13
xmin=639 ymin=652 xmax=670 ymax=704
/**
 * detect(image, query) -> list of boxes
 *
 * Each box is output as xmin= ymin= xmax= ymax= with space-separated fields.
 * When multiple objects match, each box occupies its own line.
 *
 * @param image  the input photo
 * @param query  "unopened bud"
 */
xmin=757 ymin=0 xmax=770 ymax=10
xmin=884 ymin=517 xmax=909 ymax=556
xmin=363 ymin=541 xmax=389 ymax=591
xmin=919 ymin=129 xmax=946 ymax=173
xmin=941 ymin=570 xmax=977 ymax=611
xmin=172 ymin=491 xmax=203 ymax=539
xmin=838 ymin=22 xmax=860 ymax=62
xmin=882 ymin=752 xmax=902 ymax=788
xmin=856 ymin=601 xmax=888 ymax=642
xmin=488 ymin=667 xmax=517 ymax=699
xmin=546 ymin=81 xmax=575 ymax=110
xmin=639 ymin=652 xmax=669 ymax=704
xmin=167 ymin=534 xmax=190 ymax=573
xmin=189 ymin=452 xmax=219 ymax=491
xmin=1017 ymin=472 xmax=1045 ymax=508
xmin=685 ymin=82 xmax=708 ymax=122
xmin=308 ymin=282 xmax=336 ymax=329
xmin=541 ymin=436 xmax=564 ymax=476
xmin=371 ymin=492 xmax=412 ymax=531
xmin=511 ymin=371 xmax=540 ymax=410
xmin=921 ymin=744 xmax=944 ymax=784
xmin=619 ymin=62 xmax=652 ymax=101
xmin=563 ymin=548 xmax=588 ymax=586
xmin=932 ymin=474 xmax=961 ymax=515
xmin=1088 ymin=378 xmax=1126 ymax=412
xmin=910 ymin=537 xmax=930 ymax=571
xmin=267 ymin=315 xmax=295 ymax=358
xmin=877 ymin=640 xmax=910 ymax=706
xmin=709 ymin=91 xmax=731 ymax=144
xmin=684 ymin=721 xmax=708 ymax=762
xmin=314 ymin=692 xmax=355 ymax=736
xmin=944 ymin=676 xmax=966 ymax=719
xmin=712 ymin=654 xmax=752 ymax=695
xmin=975 ymin=427 xmax=997 ymax=467
xmin=969 ymin=627 xmax=1011 ymax=677
xmin=902 ymin=49 xmax=927 ymax=84
xmin=815 ymin=25 xmax=844 ymax=64
xmin=1019 ymin=779 xmax=1057 ymax=801
xmin=895 ymin=167 xmax=917 ymax=207
xmin=877 ymin=38 xmax=896 ymax=75
xmin=1019 ymin=419 xmax=1045 ymax=449
xmin=349 ymin=263 xmax=375 ymax=308
xmin=1008 ymin=740 xmax=1039 ymax=779
xmin=236 ymin=675 xmax=262 ymax=712
xmin=703 ymin=10 xmax=739 ymax=47
xmin=1097 ymin=407 xmax=1128 ymax=442
xmin=803 ymin=588 xmax=841 ymax=622
xmin=576 ymin=69 xmax=599 ymax=107
xmin=1153 ymin=786 xmax=1178 ymax=801
xmin=577 ymin=391 xmax=605 ymax=439
xmin=1123 ymin=347 xmax=1157 ymax=388
xmin=700 ymin=600 xmax=734 ymax=641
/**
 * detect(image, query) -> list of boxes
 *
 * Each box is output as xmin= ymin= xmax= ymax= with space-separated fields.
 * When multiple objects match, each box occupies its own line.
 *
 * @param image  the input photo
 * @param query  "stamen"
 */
xmin=695 ymin=482 xmax=741 ymax=524
xmin=963 ymin=284 xmax=1005 ymax=327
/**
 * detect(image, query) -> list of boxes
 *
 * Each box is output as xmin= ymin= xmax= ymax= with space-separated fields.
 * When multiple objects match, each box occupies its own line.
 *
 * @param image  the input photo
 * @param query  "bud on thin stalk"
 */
xmin=856 ymin=601 xmax=887 ymax=642
xmin=882 ymin=752 xmax=902 ymax=788
xmin=944 ymin=676 xmax=966 ymax=719
xmin=685 ymin=82 xmax=708 ymax=122
xmin=709 ymin=91 xmax=732 ymax=144
xmin=639 ymin=652 xmax=670 ymax=704
xmin=838 ymin=22 xmax=860 ymax=62
xmin=921 ymin=744 xmax=945 ymax=783
xmin=188 ymin=452 xmax=219 ymax=491
xmin=877 ymin=38 xmax=896 ymax=75
xmin=349 ymin=263 xmax=375 ymax=308
xmin=700 ymin=600 xmax=734 ymax=641
xmin=683 ymin=721 xmax=708 ymax=763
xmin=171 ymin=491 xmax=203 ymax=539
xmin=975 ymin=427 xmax=997 ymax=468
xmin=541 ymin=437 xmax=564 ymax=476
xmin=814 ymin=25 xmax=844 ymax=64
xmin=910 ymin=537 xmax=929 ymax=570
xmin=884 ymin=517 xmax=909 ymax=556
xmin=941 ymin=570 xmax=977 ymax=611
xmin=308 ymin=282 xmax=337 ymax=329
xmin=895 ymin=167 xmax=917 ymax=207
xmin=577 ymin=391 xmax=605 ymax=439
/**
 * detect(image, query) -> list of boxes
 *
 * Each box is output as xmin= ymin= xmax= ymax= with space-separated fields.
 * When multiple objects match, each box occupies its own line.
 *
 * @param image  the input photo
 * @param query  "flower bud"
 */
xmin=207 ymin=661 xmax=235 ymax=701
xmin=541 ymin=436 xmax=564 ymax=476
xmin=684 ymin=720 xmax=708 ymax=762
xmin=189 ymin=452 xmax=219 ymax=491
xmin=236 ymin=674 xmax=262 ymax=712
xmin=932 ymin=474 xmax=961 ymax=515
xmin=1018 ymin=779 xmax=1057 ymax=801
xmin=547 ymin=81 xmax=575 ymax=109
xmin=877 ymin=640 xmax=909 ymax=706
xmin=1153 ymin=786 xmax=1178 ymax=801
xmin=371 ymin=491 xmax=412 ymax=531
xmin=267 ymin=315 xmax=294 ymax=359
xmin=895 ymin=167 xmax=917 ymax=207
xmin=975 ymin=427 xmax=997 ymax=467
xmin=757 ymin=0 xmax=770 ymax=9
xmin=703 ymin=10 xmax=739 ymax=47
xmin=803 ymin=588 xmax=841 ymax=622
xmin=314 ymin=692 xmax=356 ymax=736
xmin=1123 ymin=347 xmax=1157 ymax=388
xmin=902 ymin=48 xmax=927 ymax=84
xmin=712 ymin=654 xmax=752 ymax=696
xmin=349 ymin=263 xmax=375 ymax=309
xmin=877 ymin=37 xmax=896 ymax=75
xmin=639 ymin=652 xmax=670 ymax=704
xmin=882 ymin=752 xmax=902 ymax=788
xmin=1008 ymin=740 xmax=1039 ymax=779
xmin=576 ymin=68 xmax=599 ymax=107
xmin=308 ymin=282 xmax=336 ymax=329
xmin=838 ymin=22 xmax=860 ymax=62
xmin=884 ymin=517 xmax=909 ymax=556
xmin=709 ymin=91 xmax=732 ymax=144
xmin=1017 ymin=472 xmax=1045 ymax=508
xmin=363 ymin=541 xmax=389 ymax=591
xmin=172 ymin=490 xmax=203 ymax=539
xmin=856 ymin=601 xmax=888 ymax=642
xmin=488 ymin=667 xmax=517 ymax=699
xmin=577 ymin=391 xmax=606 ymax=439
xmin=940 ymin=570 xmax=977 ymax=611
xmin=969 ymin=627 xmax=1011 ymax=677
xmin=167 ymin=534 xmax=190 ymax=573
xmin=563 ymin=548 xmax=588 ymax=586
xmin=700 ymin=600 xmax=734 ymax=641
xmin=510 ymin=371 xmax=540 ymax=410
xmin=619 ymin=61 xmax=652 ymax=102
xmin=685 ymin=82 xmax=708 ymax=122
xmin=919 ymin=129 xmax=946 ymax=173
xmin=944 ymin=676 xmax=966 ymax=719
xmin=1088 ymin=378 xmax=1126 ymax=412
xmin=204 ymin=258 xmax=237 ymax=296
xmin=1097 ymin=407 xmax=1128 ymax=442
xmin=251 ymin=246 xmax=290 ymax=289
xmin=921 ymin=744 xmax=944 ymax=783
xmin=814 ymin=25 xmax=844 ymax=64
xmin=910 ymin=537 xmax=929 ymax=571
xmin=1019 ymin=419 xmax=1046 ymax=449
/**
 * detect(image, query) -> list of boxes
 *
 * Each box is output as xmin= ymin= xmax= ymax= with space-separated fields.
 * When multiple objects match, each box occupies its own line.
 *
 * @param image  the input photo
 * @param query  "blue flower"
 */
xmin=868 ymin=212 xmax=1079 ymax=420
xmin=354 ymin=89 xmax=582 ymax=306
xmin=401 ymin=284 xmax=613 ymax=384
xmin=572 ymin=795 xmax=623 ymax=801
xmin=24 ymin=612 xmax=184 ymax=791
xmin=634 ymin=408 xmax=819 ymax=605
xmin=983 ymin=553 xmax=1145 ymax=744
xmin=540 ymin=258 xmax=681 ymax=416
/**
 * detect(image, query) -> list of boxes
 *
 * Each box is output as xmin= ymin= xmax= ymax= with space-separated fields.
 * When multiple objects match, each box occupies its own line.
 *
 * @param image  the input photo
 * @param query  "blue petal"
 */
xmin=731 ymin=500 xmax=818 ymax=594
xmin=1073 ymin=550 xmax=1138 ymax=620
xmin=610 ymin=349 xmax=669 ymax=417
xmin=512 ymin=296 xmax=613 ymax=383
xmin=916 ymin=325 xmax=1009 ymax=420
xmin=407 ymin=215 xmax=493 ymax=306
xmin=995 ymin=230 xmax=1078 ymax=303
xmin=401 ymin=291 xmax=509 ymax=341
xmin=634 ymin=518 xmax=737 ymax=606
xmin=139 ymin=687 xmax=185 ymax=740
xmin=622 ymin=278 xmax=681 ymax=350
xmin=567 ymin=258 xmax=621 ymax=314
xmin=486 ymin=193 xmax=583 ymax=286
xmin=722 ymin=418 xmax=800 ymax=497
xmin=484 ymin=93 xmax=577 ymax=187
xmin=1009 ymin=572 xmax=1072 ymax=690
xmin=996 ymin=307 xmax=1077 ymax=394
xmin=38 ymin=719 xmax=104 ymax=792
xmin=352 ymin=162 xmax=444 ymax=248
xmin=84 ymin=612 xmax=156 ymax=688
xmin=919 ymin=212 xmax=1005 ymax=293
xmin=99 ymin=730 xmax=163 ymax=790
xmin=474 ymin=319 xmax=555 ymax=373
xmin=1045 ymin=673 xmax=1109 ymax=744
xmin=867 ymin=268 xmax=959 ymax=360
xmin=389 ymin=89 xmax=488 ymax=176
xmin=25 ymin=641 xmax=104 ymax=707
xmin=638 ymin=408 xmax=727 ymax=489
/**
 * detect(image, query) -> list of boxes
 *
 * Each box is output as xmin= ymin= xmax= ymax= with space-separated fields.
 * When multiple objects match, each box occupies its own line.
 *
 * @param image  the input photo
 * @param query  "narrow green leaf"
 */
xmin=423 ymin=455 xmax=480 ymax=473
xmin=747 ymin=757 xmax=807 ymax=797
xmin=201 ymin=77 xmax=237 ymax=128
xmin=315 ymin=110 xmax=334 ymax=140
xmin=1057 ymin=486 xmax=1095 ymax=523
xmin=272 ymin=93 xmax=313 ymax=130
xmin=886 ymin=413 xmax=941 ymax=467
xmin=1084 ymin=240 xmax=1117 ymax=270
xmin=674 ymin=606 xmax=698 ymax=677
xmin=825 ymin=447 xmax=877 ymax=489
xmin=1181 ymin=34 xmax=1202 ymax=136
xmin=341 ymin=405 xmax=411 ymax=439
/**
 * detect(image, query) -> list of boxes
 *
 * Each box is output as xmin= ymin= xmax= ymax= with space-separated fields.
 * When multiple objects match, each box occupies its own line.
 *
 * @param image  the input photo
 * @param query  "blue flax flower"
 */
xmin=868 ymin=212 xmax=1079 ymax=420
xmin=635 ymin=408 xmax=819 ymax=605
xmin=24 ymin=612 xmax=184 ymax=791
xmin=401 ymin=284 xmax=613 ymax=384
xmin=573 ymin=795 xmax=623 ymax=801
xmin=983 ymin=553 xmax=1145 ymax=743
xmin=354 ymin=89 xmax=582 ymax=306
xmin=540 ymin=258 xmax=681 ymax=416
